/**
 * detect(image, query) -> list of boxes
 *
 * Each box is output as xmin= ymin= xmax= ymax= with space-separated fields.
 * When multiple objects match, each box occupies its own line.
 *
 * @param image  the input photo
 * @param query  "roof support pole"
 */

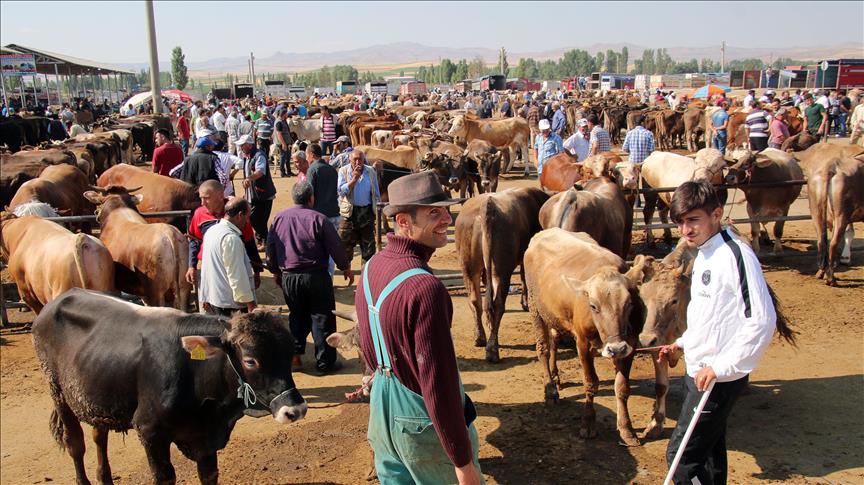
xmin=53 ymin=63 xmax=62 ymax=104
xmin=144 ymin=0 xmax=163 ymax=114
xmin=0 ymin=70 xmax=8 ymax=109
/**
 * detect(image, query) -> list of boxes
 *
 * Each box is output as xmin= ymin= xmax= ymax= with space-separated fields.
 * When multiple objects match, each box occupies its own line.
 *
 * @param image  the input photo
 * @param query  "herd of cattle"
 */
xmin=0 ymin=91 xmax=862 ymax=484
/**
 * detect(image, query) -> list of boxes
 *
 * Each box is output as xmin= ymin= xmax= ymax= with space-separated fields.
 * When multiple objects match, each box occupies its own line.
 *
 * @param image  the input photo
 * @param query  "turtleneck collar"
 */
xmin=384 ymin=233 xmax=436 ymax=263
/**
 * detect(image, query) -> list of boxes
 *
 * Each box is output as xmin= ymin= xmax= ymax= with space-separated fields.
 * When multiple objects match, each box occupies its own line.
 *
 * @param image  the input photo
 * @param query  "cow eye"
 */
xmin=242 ymin=358 xmax=259 ymax=369
xmin=671 ymin=299 xmax=678 ymax=305
xmin=589 ymin=302 xmax=599 ymax=313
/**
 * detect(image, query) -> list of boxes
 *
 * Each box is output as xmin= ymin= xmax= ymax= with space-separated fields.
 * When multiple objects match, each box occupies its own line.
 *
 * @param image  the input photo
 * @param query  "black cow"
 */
xmin=33 ymin=289 xmax=307 ymax=485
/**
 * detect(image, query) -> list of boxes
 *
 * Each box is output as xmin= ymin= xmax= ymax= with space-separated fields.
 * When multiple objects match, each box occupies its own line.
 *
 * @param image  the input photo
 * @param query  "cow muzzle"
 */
xmin=481 ymin=179 xmax=491 ymax=187
xmin=601 ymin=340 xmax=633 ymax=358
xmin=638 ymin=332 xmax=659 ymax=348
xmin=271 ymin=388 xmax=308 ymax=424
xmin=448 ymin=176 xmax=459 ymax=185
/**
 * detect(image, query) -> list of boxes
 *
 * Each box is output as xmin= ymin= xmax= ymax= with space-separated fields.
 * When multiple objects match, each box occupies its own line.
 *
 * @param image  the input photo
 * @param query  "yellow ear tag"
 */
xmin=190 ymin=345 xmax=207 ymax=361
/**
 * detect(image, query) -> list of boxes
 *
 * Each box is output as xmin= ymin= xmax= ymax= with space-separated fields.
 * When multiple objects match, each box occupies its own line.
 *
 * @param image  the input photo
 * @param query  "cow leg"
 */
xmin=772 ymin=218 xmax=787 ymax=254
xmin=611 ymin=354 xmax=639 ymax=446
xmin=484 ymin=270 xmax=511 ymax=363
xmin=643 ymin=358 xmax=669 ymax=440
xmin=576 ymin=336 xmax=599 ymax=439
xmin=746 ymin=202 xmax=761 ymax=254
xmin=840 ymin=224 xmax=854 ymax=265
xmin=827 ymin=213 xmax=850 ymax=286
xmin=464 ymin=265 xmax=486 ymax=348
xmin=810 ymin=193 xmax=829 ymax=279
xmin=658 ymin=204 xmax=673 ymax=245
xmin=643 ymin=192 xmax=658 ymax=247
xmin=532 ymin=313 xmax=558 ymax=403
xmin=138 ymin=430 xmax=176 ymax=485
xmin=92 ymin=427 xmax=113 ymax=485
xmin=195 ymin=453 xmax=219 ymax=485
xmin=519 ymin=264 xmax=529 ymax=311
xmin=54 ymin=402 xmax=91 ymax=485
xmin=548 ymin=329 xmax=561 ymax=388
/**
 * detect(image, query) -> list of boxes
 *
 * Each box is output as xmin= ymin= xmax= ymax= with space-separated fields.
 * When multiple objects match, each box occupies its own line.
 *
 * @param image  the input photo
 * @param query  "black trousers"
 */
xmin=339 ymin=204 xmax=376 ymax=263
xmin=281 ymin=270 xmax=337 ymax=370
xmin=205 ymin=304 xmax=247 ymax=317
xmin=666 ymin=374 xmax=748 ymax=485
xmin=250 ymin=198 xmax=273 ymax=244
xmin=319 ymin=139 xmax=335 ymax=156
xmin=749 ymin=136 xmax=768 ymax=152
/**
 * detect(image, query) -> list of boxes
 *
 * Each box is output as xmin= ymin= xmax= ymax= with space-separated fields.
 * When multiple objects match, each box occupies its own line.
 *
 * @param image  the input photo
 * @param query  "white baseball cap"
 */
xmin=538 ymin=119 xmax=551 ymax=130
xmin=577 ymin=119 xmax=589 ymax=127
xmin=236 ymin=134 xmax=255 ymax=146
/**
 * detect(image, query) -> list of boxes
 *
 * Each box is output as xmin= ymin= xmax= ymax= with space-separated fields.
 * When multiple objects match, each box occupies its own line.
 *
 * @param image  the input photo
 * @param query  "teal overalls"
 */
xmin=363 ymin=260 xmax=483 ymax=485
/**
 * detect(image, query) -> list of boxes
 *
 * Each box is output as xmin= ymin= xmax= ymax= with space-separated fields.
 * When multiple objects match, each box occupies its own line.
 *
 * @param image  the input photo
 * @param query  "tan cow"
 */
xmin=286 ymin=117 xmax=321 ymax=143
xmin=1 ymin=148 xmax=77 ymax=206
xmin=524 ymin=228 xmax=651 ymax=446
xmin=84 ymin=187 xmax=191 ymax=309
xmin=455 ymin=187 xmax=550 ymax=362
xmin=448 ymin=115 xmax=531 ymax=174
xmin=355 ymin=145 xmax=421 ymax=171
xmin=371 ymin=130 xmax=393 ymax=149
xmin=96 ymin=164 xmax=199 ymax=227
xmin=9 ymin=164 xmax=94 ymax=224
xmin=0 ymin=213 xmax=114 ymax=314
xmin=539 ymin=177 xmax=633 ymax=258
xmin=640 ymin=148 xmax=727 ymax=245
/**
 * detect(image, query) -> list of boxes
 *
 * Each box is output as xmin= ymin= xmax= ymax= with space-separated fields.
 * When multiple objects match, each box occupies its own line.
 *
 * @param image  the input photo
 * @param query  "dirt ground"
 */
xmin=2 ymin=141 xmax=862 ymax=485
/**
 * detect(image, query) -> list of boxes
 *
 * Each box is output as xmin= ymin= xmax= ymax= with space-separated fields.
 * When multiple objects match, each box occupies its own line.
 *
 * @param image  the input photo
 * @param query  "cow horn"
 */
xmin=88 ymin=185 xmax=108 ymax=194
xmin=126 ymin=186 xmax=143 ymax=193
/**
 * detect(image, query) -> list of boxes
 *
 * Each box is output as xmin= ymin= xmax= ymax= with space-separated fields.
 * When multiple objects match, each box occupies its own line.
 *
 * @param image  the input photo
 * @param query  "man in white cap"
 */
xmin=534 ymin=118 xmax=564 ymax=178
xmin=563 ymin=118 xmax=591 ymax=161
xmin=237 ymin=134 xmax=277 ymax=248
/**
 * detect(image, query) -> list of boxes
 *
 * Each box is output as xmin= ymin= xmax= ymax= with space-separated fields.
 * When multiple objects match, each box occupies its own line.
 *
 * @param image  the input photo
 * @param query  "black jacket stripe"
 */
xmin=721 ymin=230 xmax=752 ymax=318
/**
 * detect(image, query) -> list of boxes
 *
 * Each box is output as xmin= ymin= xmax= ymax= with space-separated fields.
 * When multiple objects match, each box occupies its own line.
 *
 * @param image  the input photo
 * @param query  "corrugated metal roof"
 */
xmin=3 ymin=44 xmax=135 ymax=75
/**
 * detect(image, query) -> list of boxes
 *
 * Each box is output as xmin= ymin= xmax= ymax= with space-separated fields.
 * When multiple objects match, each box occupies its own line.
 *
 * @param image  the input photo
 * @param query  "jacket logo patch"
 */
xmin=702 ymin=270 xmax=711 ymax=285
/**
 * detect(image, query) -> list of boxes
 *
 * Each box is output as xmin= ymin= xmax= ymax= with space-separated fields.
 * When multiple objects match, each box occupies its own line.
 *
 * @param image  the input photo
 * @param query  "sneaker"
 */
xmin=315 ymin=360 xmax=343 ymax=376
xmin=292 ymin=355 xmax=303 ymax=370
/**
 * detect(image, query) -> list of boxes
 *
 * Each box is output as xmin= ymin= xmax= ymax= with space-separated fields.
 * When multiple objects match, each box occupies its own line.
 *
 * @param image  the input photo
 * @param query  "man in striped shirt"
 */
xmin=318 ymin=105 xmax=339 ymax=156
xmin=744 ymin=102 xmax=770 ymax=152
xmin=621 ymin=115 xmax=655 ymax=164
xmin=587 ymin=114 xmax=612 ymax=155
xmin=255 ymin=109 xmax=274 ymax=161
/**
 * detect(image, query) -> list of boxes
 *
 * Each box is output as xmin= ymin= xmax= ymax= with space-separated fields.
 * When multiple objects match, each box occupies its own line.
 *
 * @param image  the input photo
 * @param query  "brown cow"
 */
xmin=356 ymin=145 xmax=421 ymax=171
xmin=84 ymin=186 xmax=191 ymax=309
xmin=9 ymin=164 xmax=94 ymax=223
xmin=455 ymin=187 xmax=550 ymax=362
xmin=796 ymin=144 xmax=864 ymax=285
xmin=524 ymin=228 xmax=651 ymax=446
xmin=96 ymin=164 xmax=198 ymax=227
xmin=0 ymin=213 xmax=114 ymax=314
xmin=464 ymin=139 xmax=503 ymax=193
xmin=683 ymin=107 xmax=704 ymax=151
xmin=539 ymin=177 xmax=633 ymax=258
xmin=448 ymin=115 xmax=531 ymax=174
xmin=1 ymin=148 xmax=77 ymax=206
xmin=539 ymin=151 xmax=584 ymax=192
xmin=725 ymin=148 xmax=804 ymax=253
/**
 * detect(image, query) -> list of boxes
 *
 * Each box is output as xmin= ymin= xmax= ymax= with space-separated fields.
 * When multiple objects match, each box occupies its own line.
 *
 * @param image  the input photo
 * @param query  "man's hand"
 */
xmin=253 ymin=272 xmax=261 ymax=289
xmin=342 ymin=268 xmax=354 ymax=286
xmin=242 ymin=178 xmax=252 ymax=189
xmin=694 ymin=366 xmax=717 ymax=392
xmin=185 ymin=267 xmax=197 ymax=285
xmin=455 ymin=462 xmax=481 ymax=485
xmin=245 ymin=301 xmax=257 ymax=313
xmin=657 ymin=342 xmax=681 ymax=364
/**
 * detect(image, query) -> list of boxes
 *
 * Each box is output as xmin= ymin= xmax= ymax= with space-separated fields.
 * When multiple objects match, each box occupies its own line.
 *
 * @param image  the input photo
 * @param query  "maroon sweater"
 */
xmin=356 ymin=234 xmax=471 ymax=467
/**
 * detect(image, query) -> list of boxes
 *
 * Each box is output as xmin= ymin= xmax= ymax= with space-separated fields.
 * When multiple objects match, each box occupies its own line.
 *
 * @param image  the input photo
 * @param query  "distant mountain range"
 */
xmin=122 ymin=41 xmax=863 ymax=75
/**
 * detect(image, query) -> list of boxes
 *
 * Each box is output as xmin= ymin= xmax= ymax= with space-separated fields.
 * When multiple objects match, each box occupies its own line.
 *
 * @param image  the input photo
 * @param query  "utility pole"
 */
xmin=144 ymin=0 xmax=162 ymax=113
xmin=720 ymin=41 xmax=726 ymax=73
xmin=250 ymin=52 xmax=256 ymax=92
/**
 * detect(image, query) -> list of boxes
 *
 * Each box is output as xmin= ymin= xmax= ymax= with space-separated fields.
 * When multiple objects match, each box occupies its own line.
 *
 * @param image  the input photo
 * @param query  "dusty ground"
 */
xmin=2 ymin=141 xmax=862 ymax=485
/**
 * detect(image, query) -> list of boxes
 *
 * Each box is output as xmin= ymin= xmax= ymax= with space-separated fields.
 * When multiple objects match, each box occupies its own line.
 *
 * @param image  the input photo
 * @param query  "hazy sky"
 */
xmin=2 ymin=1 xmax=862 ymax=64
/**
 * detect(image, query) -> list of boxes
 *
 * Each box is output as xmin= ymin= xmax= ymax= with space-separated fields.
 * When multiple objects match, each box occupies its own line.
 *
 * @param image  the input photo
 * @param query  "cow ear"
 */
xmin=133 ymin=194 xmax=144 ymax=205
xmin=181 ymin=335 xmax=225 ymax=360
xmin=625 ymin=254 xmax=655 ymax=285
xmin=83 ymin=191 xmax=104 ymax=204
xmin=753 ymin=154 xmax=775 ymax=168
xmin=561 ymin=274 xmax=587 ymax=297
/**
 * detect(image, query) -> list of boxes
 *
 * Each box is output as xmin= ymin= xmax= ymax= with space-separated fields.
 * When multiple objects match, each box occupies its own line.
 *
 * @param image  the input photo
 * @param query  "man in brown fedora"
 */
xmin=355 ymin=171 xmax=483 ymax=484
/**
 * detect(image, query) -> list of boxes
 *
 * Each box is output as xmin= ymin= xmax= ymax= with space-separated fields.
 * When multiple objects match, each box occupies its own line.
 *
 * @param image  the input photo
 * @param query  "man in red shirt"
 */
xmin=151 ymin=129 xmax=184 ymax=176
xmin=176 ymin=108 xmax=191 ymax=156
xmin=186 ymin=180 xmax=263 ymax=288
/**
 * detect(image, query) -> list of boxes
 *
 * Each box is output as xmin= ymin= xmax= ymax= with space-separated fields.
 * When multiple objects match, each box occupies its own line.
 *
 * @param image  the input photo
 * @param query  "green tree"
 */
xmin=641 ymin=49 xmax=655 ymax=75
xmin=620 ymin=46 xmax=629 ymax=74
xmin=606 ymin=49 xmax=618 ymax=72
xmin=170 ymin=46 xmax=189 ymax=90
xmin=454 ymin=59 xmax=469 ymax=82
xmin=468 ymin=57 xmax=486 ymax=78
xmin=595 ymin=52 xmax=605 ymax=72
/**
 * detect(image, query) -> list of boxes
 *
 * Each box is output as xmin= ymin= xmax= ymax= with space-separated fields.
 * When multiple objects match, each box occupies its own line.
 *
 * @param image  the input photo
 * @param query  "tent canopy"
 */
xmin=3 ymin=44 xmax=135 ymax=76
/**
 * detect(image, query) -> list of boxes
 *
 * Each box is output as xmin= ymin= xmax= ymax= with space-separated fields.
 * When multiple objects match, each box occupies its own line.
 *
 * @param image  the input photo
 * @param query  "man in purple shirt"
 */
xmin=266 ymin=180 xmax=354 ymax=373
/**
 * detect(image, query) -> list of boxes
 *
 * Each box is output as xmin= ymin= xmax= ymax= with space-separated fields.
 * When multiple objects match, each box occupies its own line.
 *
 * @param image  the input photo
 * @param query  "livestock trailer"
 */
xmin=212 ymin=87 xmax=232 ymax=100
xmin=233 ymin=83 xmax=253 ymax=99
xmin=455 ymin=79 xmax=473 ymax=93
xmin=286 ymin=85 xmax=307 ymax=97
xmin=264 ymin=80 xmax=287 ymax=97
xmin=815 ymin=59 xmax=864 ymax=89
xmin=479 ymin=75 xmax=506 ymax=91
xmin=600 ymin=74 xmax=635 ymax=91
xmin=399 ymin=81 xmax=427 ymax=95
xmin=542 ymin=80 xmax=560 ymax=91
xmin=365 ymin=81 xmax=388 ymax=96
xmin=335 ymin=80 xmax=359 ymax=95
xmin=560 ymin=77 xmax=579 ymax=91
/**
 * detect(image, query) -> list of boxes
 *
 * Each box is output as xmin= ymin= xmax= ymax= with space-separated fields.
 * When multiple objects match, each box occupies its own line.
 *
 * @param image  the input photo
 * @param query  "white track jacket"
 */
xmin=676 ymin=228 xmax=777 ymax=382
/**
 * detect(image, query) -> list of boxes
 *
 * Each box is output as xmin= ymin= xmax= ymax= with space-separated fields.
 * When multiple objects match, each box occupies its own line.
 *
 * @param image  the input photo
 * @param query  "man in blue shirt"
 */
xmin=336 ymin=149 xmax=381 ymax=264
xmin=621 ymin=115 xmax=655 ymax=164
xmin=711 ymin=102 xmax=730 ymax=154
xmin=534 ymin=119 xmax=564 ymax=178
xmin=551 ymin=103 xmax=567 ymax=137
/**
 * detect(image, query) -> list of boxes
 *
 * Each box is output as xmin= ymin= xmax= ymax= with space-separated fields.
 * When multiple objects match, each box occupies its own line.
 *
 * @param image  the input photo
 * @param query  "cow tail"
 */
xmin=72 ymin=233 xmax=89 ymax=289
xmin=172 ymin=233 xmax=189 ymax=311
xmin=767 ymin=283 xmax=796 ymax=345
xmin=480 ymin=196 xmax=497 ymax=317
xmin=603 ymin=109 xmax=611 ymax=133
xmin=50 ymin=408 xmax=66 ymax=450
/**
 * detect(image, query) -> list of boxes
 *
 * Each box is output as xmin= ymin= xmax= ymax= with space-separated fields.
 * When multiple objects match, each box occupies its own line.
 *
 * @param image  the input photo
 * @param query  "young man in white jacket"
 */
xmin=659 ymin=181 xmax=776 ymax=485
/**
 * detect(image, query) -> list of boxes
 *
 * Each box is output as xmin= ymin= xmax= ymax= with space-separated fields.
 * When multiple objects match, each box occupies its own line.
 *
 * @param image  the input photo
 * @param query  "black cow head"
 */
xmin=181 ymin=311 xmax=307 ymax=423
xmin=724 ymin=148 xmax=774 ymax=185
xmin=421 ymin=152 xmax=460 ymax=190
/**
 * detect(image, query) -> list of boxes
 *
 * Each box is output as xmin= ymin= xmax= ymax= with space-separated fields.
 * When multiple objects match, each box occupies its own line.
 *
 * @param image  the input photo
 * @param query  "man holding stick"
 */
xmin=658 ymin=181 xmax=777 ymax=485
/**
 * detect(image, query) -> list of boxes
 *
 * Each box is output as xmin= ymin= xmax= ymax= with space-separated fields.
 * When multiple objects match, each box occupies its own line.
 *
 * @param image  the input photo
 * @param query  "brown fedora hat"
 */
xmin=383 ymin=171 xmax=463 ymax=217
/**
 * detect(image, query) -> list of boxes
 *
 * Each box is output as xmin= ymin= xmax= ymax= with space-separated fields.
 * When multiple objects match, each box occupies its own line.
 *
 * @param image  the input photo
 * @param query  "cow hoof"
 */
xmin=826 ymin=278 xmax=837 ymax=287
xmin=366 ymin=467 xmax=378 ymax=481
xmin=485 ymin=349 xmax=500 ymax=363
xmin=618 ymin=432 xmax=641 ymax=447
xmin=840 ymin=258 xmax=852 ymax=266
xmin=474 ymin=337 xmax=487 ymax=348
xmin=816 ymin=269 xmax=825 ymax=280
xmin=642 ymin=423 xmax=663 ymax=440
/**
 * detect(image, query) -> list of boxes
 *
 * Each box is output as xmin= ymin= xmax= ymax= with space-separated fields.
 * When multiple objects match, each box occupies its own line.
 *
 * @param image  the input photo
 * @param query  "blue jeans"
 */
xmin=179 ymin=138 xmax=189 ymax=157
xmin=279 ymin=145 xmax=292 ymax=176
xmin=327 ymin=216 xmax=341 ymax=275
xmin=713 ymin=130 xmax=727 ymax=154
